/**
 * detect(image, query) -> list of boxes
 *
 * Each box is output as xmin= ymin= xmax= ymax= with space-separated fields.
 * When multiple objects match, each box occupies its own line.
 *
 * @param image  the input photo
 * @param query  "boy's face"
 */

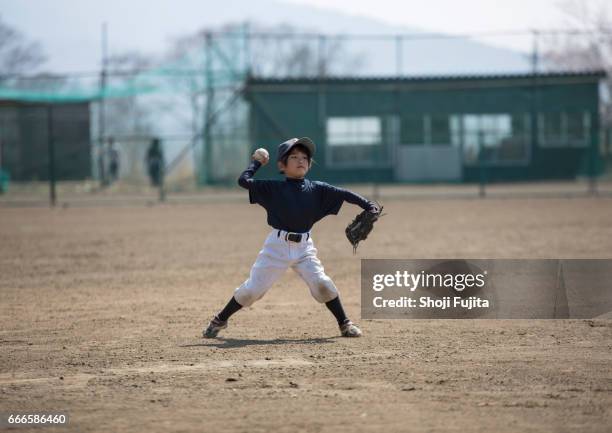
xmin=278 ymin=148 xmax=310 ymax=179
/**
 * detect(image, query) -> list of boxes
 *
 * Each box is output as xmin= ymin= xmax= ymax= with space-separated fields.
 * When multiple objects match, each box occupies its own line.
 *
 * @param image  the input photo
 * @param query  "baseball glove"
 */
xmin=345 ymin=203 xmax=384 ymax=254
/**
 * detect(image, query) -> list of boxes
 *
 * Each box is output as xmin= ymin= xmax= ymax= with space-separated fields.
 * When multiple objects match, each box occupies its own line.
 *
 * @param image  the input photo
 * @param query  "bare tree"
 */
xmin=0 ymin=15 xmax=46 ymax=79
xmin=100 ymin=51 xmax=156 ymax=181
xmin=10 ymin=72 xmax=68 ymax=93
xmin=159 ymin=22 xmax=365 ymax=183
xmin=163 ymin=21 xmax=365 ymax=136
xmin=105 ymin=51 xmax=154 ymax=136
xmin=542 ymin=1 xmax=611 ymax=70
xmin=542 ymin=1 xmax=612 ymax=157
xmin=164 ymin=34 xmax=208 ymax=138
xmin=245 ymin=22 xmax=364 ymax=77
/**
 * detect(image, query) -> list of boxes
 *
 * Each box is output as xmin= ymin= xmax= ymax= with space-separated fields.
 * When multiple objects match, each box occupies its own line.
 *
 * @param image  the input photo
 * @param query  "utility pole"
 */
xmin=530 ymin=30 xmax=539 ymax=186
xmin=203 ymin=32 xmax=214 ymax=185
xmin=531 ymin=30 xmax=539 ymax=74
xmin=396 ymin=34 xmax=403 ymax=76
xmin=98 ymin=22 xmax=108 ymax=188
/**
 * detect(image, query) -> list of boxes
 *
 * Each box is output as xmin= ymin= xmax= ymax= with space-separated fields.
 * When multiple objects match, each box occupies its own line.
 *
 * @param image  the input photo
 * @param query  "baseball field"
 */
xmin=1 ymin=195 xmax=611 ymax=432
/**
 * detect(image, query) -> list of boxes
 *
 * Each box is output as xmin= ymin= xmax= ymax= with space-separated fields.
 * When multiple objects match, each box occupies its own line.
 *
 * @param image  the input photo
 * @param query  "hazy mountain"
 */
xmin=0 ymin=0 xmax=530 ymax=75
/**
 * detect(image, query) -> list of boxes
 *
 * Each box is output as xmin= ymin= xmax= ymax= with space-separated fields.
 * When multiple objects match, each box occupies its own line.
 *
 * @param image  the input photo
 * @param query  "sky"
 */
xmin=0 ymin=0 xmax=608 ymax=72
xmin=280 ymin=0 xmax=612 ymax=53
xmin=283 ymin=0 xmax=583 ymax=34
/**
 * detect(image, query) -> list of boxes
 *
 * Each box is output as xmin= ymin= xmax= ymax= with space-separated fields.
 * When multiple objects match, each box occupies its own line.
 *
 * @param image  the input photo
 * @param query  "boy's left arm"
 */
xmin=337 ymin=187 xmax=379 ymax=213
xmin=317 ymin=181 xmax=380 ymax=217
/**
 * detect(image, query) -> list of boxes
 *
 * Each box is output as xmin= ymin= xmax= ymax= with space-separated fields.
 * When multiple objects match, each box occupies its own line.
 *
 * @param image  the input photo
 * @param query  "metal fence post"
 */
xmin=478 ymin=131 xmax=486 ymax=198
xmin=47 ymin=104 xmax=56 ymax=207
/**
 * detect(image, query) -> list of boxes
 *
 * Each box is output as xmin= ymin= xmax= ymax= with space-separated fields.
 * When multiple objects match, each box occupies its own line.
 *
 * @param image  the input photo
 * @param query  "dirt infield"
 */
xmin=1 ymin=198 xmax=611 ymax=432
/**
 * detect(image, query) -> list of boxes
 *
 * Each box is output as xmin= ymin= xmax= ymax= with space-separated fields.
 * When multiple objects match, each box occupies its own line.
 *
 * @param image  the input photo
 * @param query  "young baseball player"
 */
xmin=203 ymin=137 xmax=379 ymax=338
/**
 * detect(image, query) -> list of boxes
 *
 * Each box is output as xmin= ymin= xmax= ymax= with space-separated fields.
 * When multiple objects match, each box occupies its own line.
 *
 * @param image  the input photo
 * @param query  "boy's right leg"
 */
xmin=203 ymin=296 xmax=242 ymax=338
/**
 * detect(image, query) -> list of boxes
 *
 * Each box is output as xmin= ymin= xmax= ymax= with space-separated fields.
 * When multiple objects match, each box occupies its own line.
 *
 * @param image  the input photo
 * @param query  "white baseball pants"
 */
xmin=233 ymin=229 xmax=339 ymax=307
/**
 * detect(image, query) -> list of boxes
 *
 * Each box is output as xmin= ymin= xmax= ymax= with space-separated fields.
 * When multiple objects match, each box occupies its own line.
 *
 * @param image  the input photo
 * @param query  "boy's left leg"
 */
xmin=292 ymin=240 xmax=362 ymax=337
xmin=324 ymin=296 xmax=362 ymax=337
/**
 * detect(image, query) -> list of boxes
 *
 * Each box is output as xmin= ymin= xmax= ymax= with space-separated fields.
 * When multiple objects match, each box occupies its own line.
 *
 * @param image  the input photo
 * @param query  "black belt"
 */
xmin=277 ymin=230 xmax=310 ymax=242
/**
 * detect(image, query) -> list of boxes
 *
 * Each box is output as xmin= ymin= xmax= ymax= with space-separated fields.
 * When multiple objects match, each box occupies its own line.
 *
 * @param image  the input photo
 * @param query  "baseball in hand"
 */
xmin=253 ymin=148 xmax=269 ymax=164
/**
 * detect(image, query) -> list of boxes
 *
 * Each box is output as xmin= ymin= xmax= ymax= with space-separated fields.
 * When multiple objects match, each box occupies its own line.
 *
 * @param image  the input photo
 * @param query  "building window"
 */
xmin=539 ymin=112 xmax=590 ymax=147
xmin=400 ymin=114 xmax=425 ymax=144
xmin=400 ymin=114 xmax=451 ymax=146
xmin=326 ymin=116 xmax=383 ymax=166
xmin=450 ymin=113 xmax=529 ymax=165
xmin=430 ymin=114 xmax=451 ymax=145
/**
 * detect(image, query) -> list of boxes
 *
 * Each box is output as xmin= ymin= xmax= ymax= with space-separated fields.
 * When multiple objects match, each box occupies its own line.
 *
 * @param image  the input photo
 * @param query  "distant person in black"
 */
xmin=146 ymin=138 xmax=164 ymax=187
xmin=98 ymin=143 xmax=107 ymax=187
xmin=108 ymin=137 xmax=120 ymax=184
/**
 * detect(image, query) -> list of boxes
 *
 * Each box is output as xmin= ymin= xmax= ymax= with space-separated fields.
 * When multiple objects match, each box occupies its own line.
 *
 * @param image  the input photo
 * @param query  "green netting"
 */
xmin=0 ymin=69 xmax=248 ymax=103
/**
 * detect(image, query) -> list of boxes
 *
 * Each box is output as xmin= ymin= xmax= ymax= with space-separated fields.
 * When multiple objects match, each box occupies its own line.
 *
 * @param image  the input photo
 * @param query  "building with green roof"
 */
xmin=245 ymin=71 xmax=605 ymax=183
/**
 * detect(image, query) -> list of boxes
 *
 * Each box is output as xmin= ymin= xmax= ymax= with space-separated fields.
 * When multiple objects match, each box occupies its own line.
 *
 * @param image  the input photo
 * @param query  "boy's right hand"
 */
xmin=252 ymin=148 xmax=269 ymax=165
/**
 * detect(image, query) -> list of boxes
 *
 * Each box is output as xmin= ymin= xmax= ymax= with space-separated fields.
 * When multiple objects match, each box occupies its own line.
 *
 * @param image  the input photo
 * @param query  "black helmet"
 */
xmin=276 ymin=137 xmax=316 ymax=162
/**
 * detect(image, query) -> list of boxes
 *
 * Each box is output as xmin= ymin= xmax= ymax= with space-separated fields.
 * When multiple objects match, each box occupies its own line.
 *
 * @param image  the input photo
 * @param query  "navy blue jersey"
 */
xmin=238 ymin=160 xmax=374 ymax=233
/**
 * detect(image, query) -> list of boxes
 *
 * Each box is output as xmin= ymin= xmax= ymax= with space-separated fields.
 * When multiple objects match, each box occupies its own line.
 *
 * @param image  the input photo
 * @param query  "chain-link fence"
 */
xmin=1 ymin=29 xmax=611 ymax=206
